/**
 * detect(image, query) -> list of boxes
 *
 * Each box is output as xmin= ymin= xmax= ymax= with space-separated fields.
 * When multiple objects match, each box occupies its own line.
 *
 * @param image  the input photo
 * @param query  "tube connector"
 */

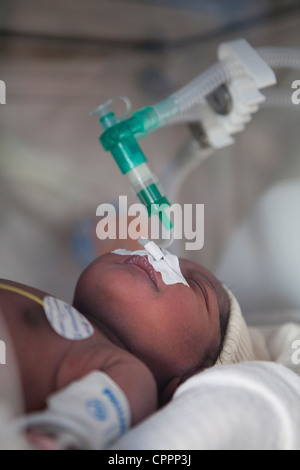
xmin=100 ymin=107 xmax=159 ymax=152
xmin=95 ymin=104 xmax=160 ymax=174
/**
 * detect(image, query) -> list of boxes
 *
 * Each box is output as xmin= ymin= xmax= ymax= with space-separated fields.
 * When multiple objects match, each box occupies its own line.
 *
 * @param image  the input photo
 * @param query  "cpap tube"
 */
xmin=152 ymin=46 xmax=300 ymax=128
xmin=91 ymin=60 xmax=246 ymax=248
xmin=92 ymin=45 xmax=300 ymax=250
xmin=151 ymin=59 xmax=245 ymax=127
xmin=257 ymin=47 xmax=300 ymax=71
xmin=261 ymin=88 xmax=300 ymax=110
xmin=91 ymin=98 xmax=174 ymax=248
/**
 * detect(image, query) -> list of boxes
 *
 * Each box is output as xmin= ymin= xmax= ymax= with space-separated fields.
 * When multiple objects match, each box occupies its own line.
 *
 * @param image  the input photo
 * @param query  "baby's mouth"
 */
xmin=123 ymin=255 xmax=159 ymax=289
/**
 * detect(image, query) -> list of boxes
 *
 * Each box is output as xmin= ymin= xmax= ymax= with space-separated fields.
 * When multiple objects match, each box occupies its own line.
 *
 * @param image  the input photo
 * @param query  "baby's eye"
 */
xmin=187 ymin=278 xmax=201 ymax=289
xmin=188 ymin=278 xmax=209 ymax=309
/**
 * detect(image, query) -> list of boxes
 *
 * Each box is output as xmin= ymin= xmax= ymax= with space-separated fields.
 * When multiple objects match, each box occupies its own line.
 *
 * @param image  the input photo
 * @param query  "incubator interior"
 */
xmin=1 ymin=0 xmax=300 ymax=450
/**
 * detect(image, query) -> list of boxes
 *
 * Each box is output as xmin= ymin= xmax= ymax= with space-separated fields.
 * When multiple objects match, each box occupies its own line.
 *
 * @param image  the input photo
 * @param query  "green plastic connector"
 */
xmin=100 ymin=106 xmax=159 ymax=174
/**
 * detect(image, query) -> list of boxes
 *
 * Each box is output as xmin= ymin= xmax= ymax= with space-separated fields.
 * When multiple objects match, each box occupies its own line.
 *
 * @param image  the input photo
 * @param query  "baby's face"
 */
xmin=73 ymin=253 xmax=229 ymax=392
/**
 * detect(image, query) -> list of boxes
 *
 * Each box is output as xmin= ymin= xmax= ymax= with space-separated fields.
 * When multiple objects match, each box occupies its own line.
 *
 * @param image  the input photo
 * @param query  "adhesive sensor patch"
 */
xmin=43 ymin=296 xmax=94 ymax=340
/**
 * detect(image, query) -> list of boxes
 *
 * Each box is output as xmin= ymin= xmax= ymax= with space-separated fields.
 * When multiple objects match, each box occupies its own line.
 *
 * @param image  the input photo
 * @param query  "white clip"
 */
xmin=202 ymin=39 xmax=277 ymax=149
xmin=138 ymin=237 xmax=164 ymax=261
xmin=218 ymin=39 xmax=276 ymax=88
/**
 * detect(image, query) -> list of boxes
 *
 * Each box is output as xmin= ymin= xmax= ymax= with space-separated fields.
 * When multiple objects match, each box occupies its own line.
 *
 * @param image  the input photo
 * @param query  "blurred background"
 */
xmin=0 ymin=0 xmax=300 ymax=303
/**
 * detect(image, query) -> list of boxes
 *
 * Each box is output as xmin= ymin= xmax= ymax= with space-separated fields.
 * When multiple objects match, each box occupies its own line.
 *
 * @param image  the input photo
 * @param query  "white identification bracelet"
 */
xmin=16 ymin=372 xmax=131 ymax=450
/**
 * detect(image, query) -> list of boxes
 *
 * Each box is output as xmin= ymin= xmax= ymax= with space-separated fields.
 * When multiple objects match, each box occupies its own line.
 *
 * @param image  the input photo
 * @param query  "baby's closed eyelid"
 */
xmin=187 ymin=277 xmax=209 ymax=311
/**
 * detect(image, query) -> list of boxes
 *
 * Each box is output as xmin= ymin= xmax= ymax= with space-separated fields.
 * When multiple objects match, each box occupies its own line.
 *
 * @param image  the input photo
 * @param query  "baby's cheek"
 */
xmin=157 ymin=289 xmax=204 ymax=350
xmin=159 ymin=287 xmax=197 ymax=325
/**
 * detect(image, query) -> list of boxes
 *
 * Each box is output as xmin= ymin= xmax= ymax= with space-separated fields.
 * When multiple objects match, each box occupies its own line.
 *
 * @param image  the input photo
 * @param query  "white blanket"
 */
xmin=110 ymin=360 xmax=300 ymax=450
xmin=110 ymin=317 xmax=300 ymax=450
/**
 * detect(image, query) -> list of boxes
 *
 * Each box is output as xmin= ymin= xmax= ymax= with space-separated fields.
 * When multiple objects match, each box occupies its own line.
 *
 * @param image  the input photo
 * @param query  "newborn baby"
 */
xmin=72 ymin=244 xmax=232 ymax=403
xmin=0 ymin=243 xmax=255 ymax=449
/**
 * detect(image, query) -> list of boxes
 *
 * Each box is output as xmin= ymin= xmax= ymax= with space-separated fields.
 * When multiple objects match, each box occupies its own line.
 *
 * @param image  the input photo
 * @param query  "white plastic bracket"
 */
xmin=202 ymin=39 xmax=277 ymax=149
xmin=218 ymin=39 xmax=276 ymax=88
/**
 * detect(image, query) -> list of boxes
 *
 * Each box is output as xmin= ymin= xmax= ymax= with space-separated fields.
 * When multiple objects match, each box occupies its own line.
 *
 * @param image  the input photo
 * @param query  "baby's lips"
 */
xmin=124 ymin=255 xmax=160 ymax=289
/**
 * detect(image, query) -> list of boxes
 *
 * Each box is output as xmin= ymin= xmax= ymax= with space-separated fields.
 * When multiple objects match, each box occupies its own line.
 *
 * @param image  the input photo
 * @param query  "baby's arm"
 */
xmin=103 ymin=354 xmax=158 ymax=426
xmin=22 ymin=352 xmax=158 ymax=450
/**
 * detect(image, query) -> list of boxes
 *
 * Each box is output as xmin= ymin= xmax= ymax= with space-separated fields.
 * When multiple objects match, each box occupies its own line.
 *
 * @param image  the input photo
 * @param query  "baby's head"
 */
xmin=73 ymin=250 xmax=232 ymax=396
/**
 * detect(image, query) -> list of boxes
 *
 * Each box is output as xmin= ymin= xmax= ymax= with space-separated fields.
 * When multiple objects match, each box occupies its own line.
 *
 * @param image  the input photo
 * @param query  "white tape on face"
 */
xmin=113 ymin=244 xmax=189 ymax=287
xmin=43 ymin=297 xmax=94 ymax=340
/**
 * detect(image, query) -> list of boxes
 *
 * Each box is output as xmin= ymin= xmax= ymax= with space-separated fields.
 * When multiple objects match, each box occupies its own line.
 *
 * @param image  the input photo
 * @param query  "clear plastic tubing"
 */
xmin=262 ymin=88 xmax=300 ymax=110
xmin=153 ymin=59 xmax=244 ymax=126
xmin=152 ymin=47 xmax=300 ymax=128
xmin=257 ymin=47 xmax=300 ymax=71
